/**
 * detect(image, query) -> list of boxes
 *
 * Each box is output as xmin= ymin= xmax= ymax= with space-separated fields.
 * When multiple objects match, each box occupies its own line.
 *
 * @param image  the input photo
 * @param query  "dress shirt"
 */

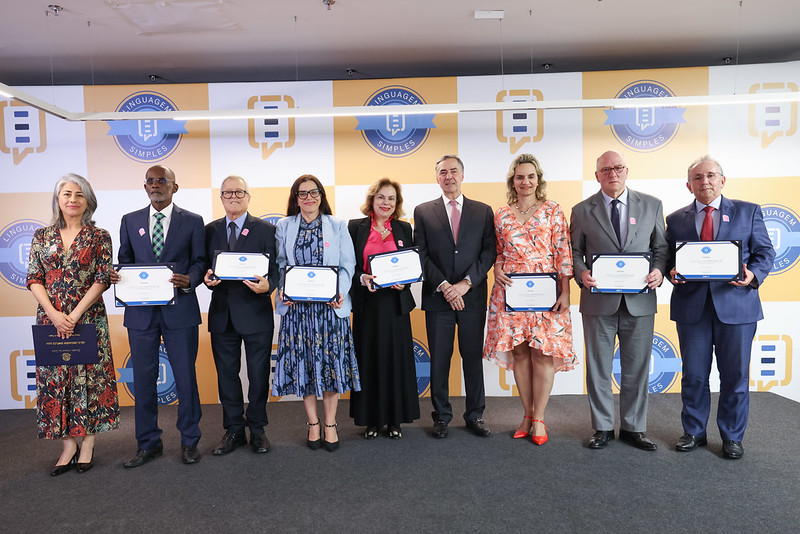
xmin=148 ymin=202 xmax=175 ymax=240
xmin=694 ymin=196 xmax=722 ymax=240
xmin=601 ymin=188 xmax=629 ymax=246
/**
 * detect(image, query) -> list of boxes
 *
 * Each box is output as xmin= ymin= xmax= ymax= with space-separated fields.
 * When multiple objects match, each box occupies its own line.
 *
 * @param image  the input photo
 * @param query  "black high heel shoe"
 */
xmin=306 ymin=420 xmax=322 ymax=450
xmin=77 ymin=449 xmax=94 ymax=473
xmin=50 ymin=447 xmax=80 ymax=477
xmin=323 ymin=422 xmax=339 ymax=452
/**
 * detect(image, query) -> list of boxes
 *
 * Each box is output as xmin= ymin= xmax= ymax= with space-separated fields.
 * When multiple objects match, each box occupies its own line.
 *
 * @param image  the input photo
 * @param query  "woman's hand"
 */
xmin=552 ymin=291 xmax=570 ymax=314
xmin=360 ymin=273 xmax=377 ymax=293
xmin=48 ymin=310 xmax=76 ymax=339
xmin=279 ymin=289 xmax=293 ymax=307
xmin=391 ymin=284 xmax=405 ymax=291
xmin=493 ymin=262 xmax=512 ymax=287
xmin=329 ymin=293 xmax=344 ymax=309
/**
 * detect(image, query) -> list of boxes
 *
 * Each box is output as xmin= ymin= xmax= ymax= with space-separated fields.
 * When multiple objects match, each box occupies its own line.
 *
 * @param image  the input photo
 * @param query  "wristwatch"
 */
xmin=464 ymin=278 xmax=472 ymax=288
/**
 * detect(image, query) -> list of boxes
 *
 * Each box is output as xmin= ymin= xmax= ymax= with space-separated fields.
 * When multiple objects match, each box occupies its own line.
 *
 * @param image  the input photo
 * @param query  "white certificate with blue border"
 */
xmin=212 ymin=251 xmax=270 ymax=281
xmin=114 ymin=264 xmax=176 ymax=306
xmin=675 ymin=240 xmax=742 ymax=281
xmin=590 ymin=253 xmax=652 ymax=294
xmin=368 ymin=247 xmax=423 ymax=288
xmin=284 ymin=266 xmax=339 ymax=302
xmin=505 ymin=273 xmax=558 ymax=312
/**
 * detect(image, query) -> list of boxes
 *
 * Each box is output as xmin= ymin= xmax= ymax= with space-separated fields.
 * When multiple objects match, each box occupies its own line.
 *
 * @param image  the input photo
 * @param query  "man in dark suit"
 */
xmin=666 ymin=156 xmax=774 ymax=459
xmin=413 ymin=155 xmax=496 ymax=438
xmin=116 ymin=165 xmax=206 ymax=467
xmin=203 ymin=175 xmax=278 ymax=456
xmin=570 ymin=150 xmax=668 ymax=451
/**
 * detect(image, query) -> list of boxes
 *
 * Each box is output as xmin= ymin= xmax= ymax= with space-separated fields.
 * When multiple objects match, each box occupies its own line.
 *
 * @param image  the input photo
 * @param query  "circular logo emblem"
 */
xmin=260 ymin=213 xmax=284 ymax=226
xmin=110 ymin=91 xmax=186 ymax=163
xmin=604 ymin=80 xmax=686 ymax=153
xmin=761 ymin=204 xmax=800 ymax=275
xmin=612 ymin=332 xmax=681 ymax=394
xmin=701 ymin=246 xmax=712 ymax=254
xmin=307 ymin=271 xmax=315 ymax=278
xmin=139 ymin=271 xmax=149 ymax=279
xmin=239 ymin=256 xmax=247 ymax=262
xmin=61 ymin=353 xmax=71 ymax=362
xmin=0 ymin=219 xmax=46 ymax=289
xmin=526 ymin=281 xmax=535 ymax=288
xmin=391 ymin=257 xmax=400 ymax=264
xmin=118 ymin=343 xmax=179 ymax=405
xmin=616 ymin=260 xmax=626 ymax=268
xmin=357 ymin=86 xmax=434 ymax=158
xmin=413 ymin=338 xmax=431 ymax=397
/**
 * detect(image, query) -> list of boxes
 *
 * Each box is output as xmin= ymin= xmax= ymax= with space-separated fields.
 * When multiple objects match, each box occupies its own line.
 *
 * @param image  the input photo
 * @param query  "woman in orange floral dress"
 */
xmin=483 ymin=154 xmax=577 ymax=445
xmin=27 ymin=174 xmax=119 ymax=475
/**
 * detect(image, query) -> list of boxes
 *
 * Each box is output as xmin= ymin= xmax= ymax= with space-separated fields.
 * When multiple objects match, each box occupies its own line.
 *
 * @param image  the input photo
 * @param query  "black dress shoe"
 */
xmin=212 ymin=430 xmax=246 ymax=456
xmin=619 ymin=429 xmax=657 ymax=451
xmin=250 ymin=432 xmax=271 ymax=454
xmin=432 ymin=420 xmax=449 ymax=439
xmin=50 ymin=448 xmax=80 ymax=477
xmin=323 ymin=422 xmax=339 ymax=452
xmin=307 ymin=420 xmax=322 ymax=450
xmin=466 ymin=419 xmax=492 ymax=437
xmin=123 ymin=441 xmax=163 ymax=468
xmin=588 ymin=430 xmax=614 ymax=449
xmin=722 ymin=440 xmax=744 ymax=459
xmin=76 ymin=450 xmax=94 ymax=473
xmin=181 ymin=444 xmax=200 ymax=465
xmin=675 ymin=433 xmax=708 ymax=452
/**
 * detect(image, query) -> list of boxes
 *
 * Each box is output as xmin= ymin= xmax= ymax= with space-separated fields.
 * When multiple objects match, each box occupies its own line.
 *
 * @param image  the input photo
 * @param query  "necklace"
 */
xmin=373 ymin=223 xmax=390 ymax=238
xmin=515 ymin=200 xmax=541 ymax=215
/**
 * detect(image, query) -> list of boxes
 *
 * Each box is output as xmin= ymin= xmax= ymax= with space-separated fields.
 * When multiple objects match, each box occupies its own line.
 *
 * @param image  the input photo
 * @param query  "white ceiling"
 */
xmin=2 ymin=0 xmax=800 ymax=86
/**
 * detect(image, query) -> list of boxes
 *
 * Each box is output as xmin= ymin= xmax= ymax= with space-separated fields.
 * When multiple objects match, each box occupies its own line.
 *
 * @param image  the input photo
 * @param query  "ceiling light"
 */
xmin=474 ymin=10 xmax=504 ymax=19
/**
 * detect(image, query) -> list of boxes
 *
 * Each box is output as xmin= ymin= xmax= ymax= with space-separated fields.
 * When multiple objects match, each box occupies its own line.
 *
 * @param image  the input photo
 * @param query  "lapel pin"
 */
xmin=138 ymin=227 xmax=146 ymax=236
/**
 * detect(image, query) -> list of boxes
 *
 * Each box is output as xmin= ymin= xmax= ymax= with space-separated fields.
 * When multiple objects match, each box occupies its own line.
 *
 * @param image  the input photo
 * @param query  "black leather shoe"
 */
xmin=619 ymin=429 xmax=657 ymax=451
xmin=432 ymin=420 xmax=449 ymax=439
xmin=675 ymin=433 xmax=708 ymax=452
xmin=212 ymin=430 xmax=246 ymax=456
xmin=466 ymin=419 xmax=492 ymax=437
xmin=323 ymin=422 xmax=339 ymax=452
xmin=588 ymin=430 xmax=615 ymax=449
xmin=76 ymin=450 xmax=94 ymax=473
xmin=50 ymin=448 xmax=80 ymax=477
xmin=123 ymin=441 xmax=163 ymax=468
xmin=722 ymin=440 xmax=744 ymax=459
xmin=181 ymin=445 xmax=200 ymax=465
xmin=250 ymin=432 xmax=271 ymax=454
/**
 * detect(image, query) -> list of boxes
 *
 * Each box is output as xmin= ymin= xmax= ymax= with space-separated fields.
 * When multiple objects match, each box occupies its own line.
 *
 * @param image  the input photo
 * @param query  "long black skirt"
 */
xmin=349 ymin=289 xmax=420 ymax=427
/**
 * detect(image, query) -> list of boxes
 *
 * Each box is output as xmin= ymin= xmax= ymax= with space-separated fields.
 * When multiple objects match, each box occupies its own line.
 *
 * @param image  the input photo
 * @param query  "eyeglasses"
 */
xmin=691 ymin=172 xmax=720 ymax=181
xmin=221 ymin=189 xmax=248 ymax=199
xmin=144 ymin=177 xmax=170 ymax=185
xmin=598 ymin=165 xmax=627 ymax=176
xmin=296 ymin=189 xmax=321 ymax=199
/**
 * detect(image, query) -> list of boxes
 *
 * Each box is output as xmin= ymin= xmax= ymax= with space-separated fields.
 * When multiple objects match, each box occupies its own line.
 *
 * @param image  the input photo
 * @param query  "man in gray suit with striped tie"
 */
xmin=570 ymin=150 xmax=668 ymax=451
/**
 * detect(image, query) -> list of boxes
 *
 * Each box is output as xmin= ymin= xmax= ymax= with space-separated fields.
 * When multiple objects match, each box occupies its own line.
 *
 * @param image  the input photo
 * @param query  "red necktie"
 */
xmin=449 ymin=200 xmax=460 ymax=244
xmin=700 ymin=206 xmax=714 ymax=241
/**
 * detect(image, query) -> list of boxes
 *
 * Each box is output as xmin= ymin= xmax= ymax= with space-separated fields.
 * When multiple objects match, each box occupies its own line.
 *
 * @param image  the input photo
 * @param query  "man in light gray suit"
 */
xmin=570 ymin=150 xmax=668 ymax=451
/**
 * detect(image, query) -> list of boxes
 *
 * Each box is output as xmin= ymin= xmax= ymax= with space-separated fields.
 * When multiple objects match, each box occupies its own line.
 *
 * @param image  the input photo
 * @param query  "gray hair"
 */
xmin=435 ymin=154 xmax=464 ymax=173
xmin=51 ymin=173 xmax=97 ymax=228
xmin=221 ymin=175 xmax=250 ymax=194
xmin=687 ymin=156 xmax=724 ymax=180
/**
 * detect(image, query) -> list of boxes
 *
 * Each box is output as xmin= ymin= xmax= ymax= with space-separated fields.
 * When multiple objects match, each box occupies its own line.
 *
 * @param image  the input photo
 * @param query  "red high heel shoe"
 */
xmin=531 ymin=419 xmax=548 ymax=445
xmin=513 ymin=415 xmax=534 ymax=439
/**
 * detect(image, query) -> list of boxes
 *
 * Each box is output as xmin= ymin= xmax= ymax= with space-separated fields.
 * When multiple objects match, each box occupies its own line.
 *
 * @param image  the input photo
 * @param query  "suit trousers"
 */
xmin=582 ymin=300 xmax=653 ymax=432
xmin=425 ymin=308 xmax=486 ymax=424
xmin=128 ymin=308 xmax=202 ymax=449
xmin=210 ymin=319 xmax=272 ymax=434
xmin=675 ymin=294 xmax=756 ymax=442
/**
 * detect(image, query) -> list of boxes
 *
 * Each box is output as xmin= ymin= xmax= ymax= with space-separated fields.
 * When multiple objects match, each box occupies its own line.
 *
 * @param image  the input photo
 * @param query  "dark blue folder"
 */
xmin=32 ymin=324 xmax=100 ymax=366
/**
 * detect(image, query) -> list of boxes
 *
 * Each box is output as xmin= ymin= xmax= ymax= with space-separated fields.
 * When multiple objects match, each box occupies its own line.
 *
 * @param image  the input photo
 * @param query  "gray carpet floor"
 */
xmin=1 ymin=392 xmax=798 ymax=533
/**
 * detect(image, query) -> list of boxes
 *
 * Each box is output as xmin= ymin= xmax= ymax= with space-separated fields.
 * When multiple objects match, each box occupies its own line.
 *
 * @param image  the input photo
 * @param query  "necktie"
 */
xmin=152 ymin=212 xmax=165 ymax=261
xmin=701 ymin=206 xmax=714 ymax=241
xmin=449 ymin=200 xmax=461 ymax=244
xmin=228 ymin=221 xmax=237 ymax=251
xmin=610 ymin=198 xmax=622 ymax=245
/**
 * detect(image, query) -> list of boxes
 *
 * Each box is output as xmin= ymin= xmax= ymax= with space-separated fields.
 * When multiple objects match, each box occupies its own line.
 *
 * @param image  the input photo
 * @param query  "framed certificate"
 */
xmin=113 ymin=264 xmax=176 ymax=306
xmin=283 ymin=266 xmax=339 ymax=303
xmin=368 ymin=247 xmax=424 ymax=288
xmin=504 ymin=273 xmax=559 ymax=312
xmin=675 ymin=240 xmax=743 ymax=281
xmin=590 ymin=253 xmax=652 ymax=294
xmin=212 ymin=251 xmax=270 ymax=281
xmin=32 ymin=324 xmax=99 ymax=366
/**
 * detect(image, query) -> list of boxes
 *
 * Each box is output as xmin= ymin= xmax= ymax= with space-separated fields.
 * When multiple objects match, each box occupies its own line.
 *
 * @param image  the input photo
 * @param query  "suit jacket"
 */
xmin=570 ymin=189 xmax=668 ymax=317
xmin=118 ymin=204 xmax=205 ymax=330
xmin=348 ymin=217 xmax=416 ymax=316
xmin=666 ymin=195 xmax=775 ymax=324
xmin=204 ymin=213 xmax=279 ymax=335
xmin=274 ymin=214 xmax=356 ymax=318
xmin=413 ymin=196 xmax=496 ymax=312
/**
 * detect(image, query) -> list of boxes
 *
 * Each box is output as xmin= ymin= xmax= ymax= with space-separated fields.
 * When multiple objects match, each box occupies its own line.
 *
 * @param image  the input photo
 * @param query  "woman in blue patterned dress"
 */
xmin=272 ymin=175 xmax=360 ymax=451
xmin=27 ymin=174 xmax=119 ymax=475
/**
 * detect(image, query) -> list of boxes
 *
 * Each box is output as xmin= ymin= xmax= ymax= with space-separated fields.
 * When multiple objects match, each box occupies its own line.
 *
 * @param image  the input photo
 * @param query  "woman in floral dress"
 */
xmin=483 ymin=154 xmax=577 ymax=445
xmin=27 ymin=173 xmax=119 ymax=475
xmin=272 ymin=175 xmax=360 ymax=452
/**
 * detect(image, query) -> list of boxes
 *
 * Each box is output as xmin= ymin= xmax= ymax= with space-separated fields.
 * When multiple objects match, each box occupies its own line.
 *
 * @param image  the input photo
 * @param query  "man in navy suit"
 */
xmin=203 ymin=176 xmax=278 ymax=456
xmin=666 ymin=156 xmax=774 ymax=459
xmin=413 ymin=155 xmax=496 ymax=439
xmin=116 ymin=165 xmax=206 ymax=467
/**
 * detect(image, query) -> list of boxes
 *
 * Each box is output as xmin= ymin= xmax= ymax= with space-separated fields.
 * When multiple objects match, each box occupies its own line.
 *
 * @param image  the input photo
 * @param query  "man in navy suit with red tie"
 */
xmin=203 ymin=176 xmax=278 ymax=456
xmin=666 ymin=156 xmax=775 ymax=459
xmin=116 ymin=165 xmax=206 ymax=467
